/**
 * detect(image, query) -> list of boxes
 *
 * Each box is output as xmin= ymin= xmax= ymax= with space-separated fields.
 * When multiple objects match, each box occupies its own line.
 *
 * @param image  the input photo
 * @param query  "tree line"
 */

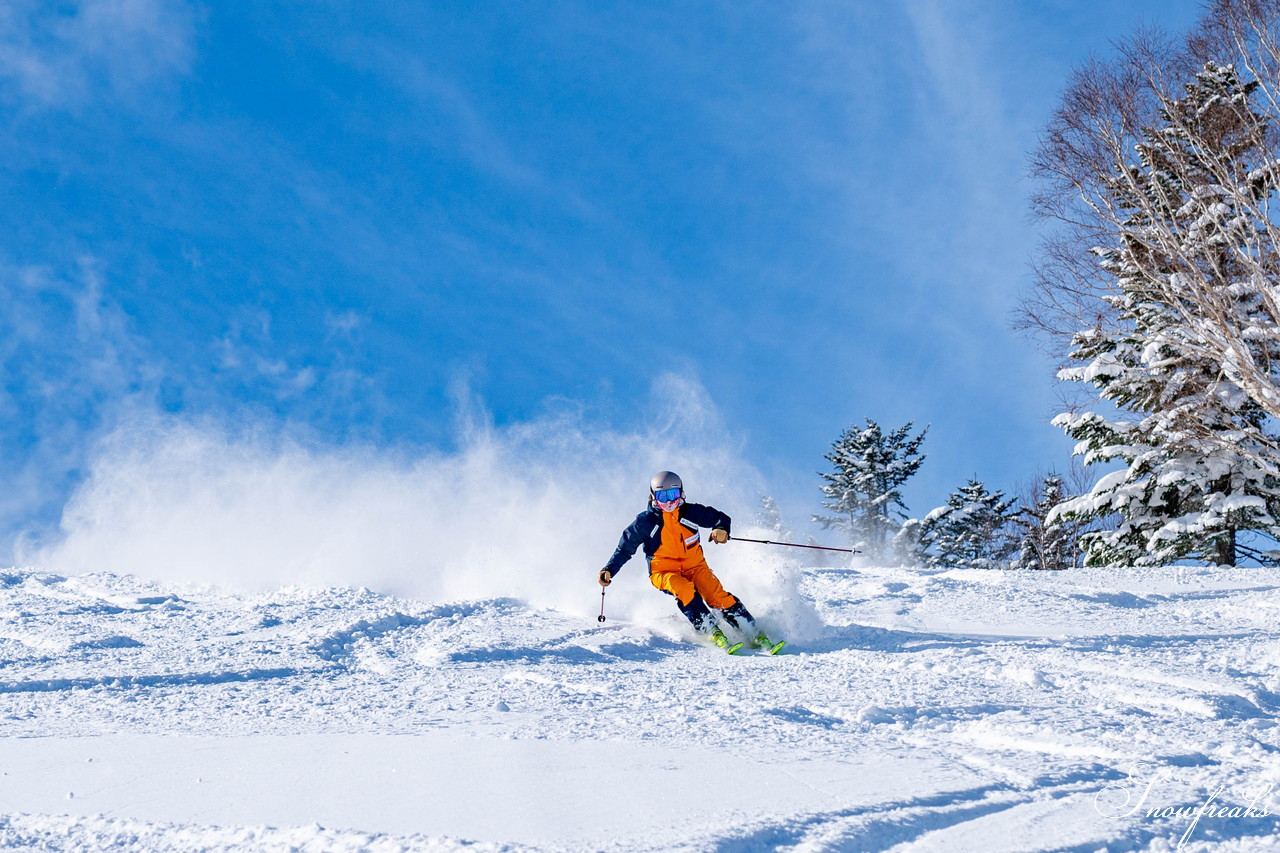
xmin=808 ymin=2 xmax=1280 ymax=569
xmin=1027 ymin=0 xmax=1280 ymax=567
xmin=795 ymin=419 xmax=1087 ymax=570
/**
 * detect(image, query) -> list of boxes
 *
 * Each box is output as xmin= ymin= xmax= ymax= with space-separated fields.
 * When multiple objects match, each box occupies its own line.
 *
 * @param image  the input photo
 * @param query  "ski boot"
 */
xmin=753 ymin=632 xmax=786 ymax=655
xmin=711 ymin=627 xmax=744 ymax=655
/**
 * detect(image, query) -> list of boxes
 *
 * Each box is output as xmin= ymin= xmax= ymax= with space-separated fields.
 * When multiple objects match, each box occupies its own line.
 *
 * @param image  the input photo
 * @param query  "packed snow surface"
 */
xmin=3 ymin=562 xmax=1280 ymax=851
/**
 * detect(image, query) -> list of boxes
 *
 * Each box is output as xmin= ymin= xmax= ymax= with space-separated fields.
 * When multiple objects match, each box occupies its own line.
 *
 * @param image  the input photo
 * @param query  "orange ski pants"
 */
xmin=650 ymin=559 xmax=737 ymax=610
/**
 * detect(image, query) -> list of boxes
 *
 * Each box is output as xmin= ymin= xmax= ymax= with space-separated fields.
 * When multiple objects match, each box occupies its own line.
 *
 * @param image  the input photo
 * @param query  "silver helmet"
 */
xmin=650 ymin=471 xmax=683 ymax=494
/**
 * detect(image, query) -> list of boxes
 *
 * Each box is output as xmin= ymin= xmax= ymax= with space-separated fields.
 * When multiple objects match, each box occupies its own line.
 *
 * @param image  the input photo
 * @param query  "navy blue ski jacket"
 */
xmin=603 ymin=501 xmax=732 ymax=576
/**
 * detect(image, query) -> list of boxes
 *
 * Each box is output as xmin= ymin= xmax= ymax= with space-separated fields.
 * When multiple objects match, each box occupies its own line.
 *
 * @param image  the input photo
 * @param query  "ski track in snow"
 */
xmin=1 ymin=565 xmax=1280 ymax=851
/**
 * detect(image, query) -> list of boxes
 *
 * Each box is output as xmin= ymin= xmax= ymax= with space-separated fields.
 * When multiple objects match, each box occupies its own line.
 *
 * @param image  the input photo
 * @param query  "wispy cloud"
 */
xmin=212 ymin=305 xmax=389 ymax=425
xmin=0 ymin=258 xmax=162 ymax=557
xmin=0 ymin=252 xmax=400 ymax=561
xmin=0 ymin=0 xmax=197 ymax=108
xmin=900 ymin=0 xmax=1028 ymax=244
xmin=335 ymin=36 xmax=549 ymax=195
xmin=903 ymin=0 xmax=1013 ymax=148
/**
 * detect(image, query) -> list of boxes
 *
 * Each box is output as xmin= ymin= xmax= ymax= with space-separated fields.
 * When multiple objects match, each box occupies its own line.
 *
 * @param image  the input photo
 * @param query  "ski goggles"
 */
xmin=654 ymin=487 xmax=682 ymax=504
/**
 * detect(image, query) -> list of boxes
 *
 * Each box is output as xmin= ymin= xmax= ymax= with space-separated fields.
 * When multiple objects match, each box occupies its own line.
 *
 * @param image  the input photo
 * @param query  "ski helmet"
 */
xmin=650 ymin=471 xmax=683 ymax=494
xmin=651 ymin=471 xmax=684 ymax=511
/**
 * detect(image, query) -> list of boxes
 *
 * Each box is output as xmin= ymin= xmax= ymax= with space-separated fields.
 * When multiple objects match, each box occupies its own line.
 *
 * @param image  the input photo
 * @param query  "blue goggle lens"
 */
xmin=654 ymin=488 xmax=682 ymax=503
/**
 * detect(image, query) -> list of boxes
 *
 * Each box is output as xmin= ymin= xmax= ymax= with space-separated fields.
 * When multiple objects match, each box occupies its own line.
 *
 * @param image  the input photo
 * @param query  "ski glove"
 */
xmin=598 ymin=569 xmax=613 ymax=587
xmin=710 ymin=528 xmax=729 ymax=544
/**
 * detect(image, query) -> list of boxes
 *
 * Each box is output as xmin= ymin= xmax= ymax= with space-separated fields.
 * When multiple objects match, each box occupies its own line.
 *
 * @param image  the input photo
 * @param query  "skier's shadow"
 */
xmin=445 ymin=634 xmax=684 ymax=665
xmin=801 ymin=623 xmax=1026 ymax=655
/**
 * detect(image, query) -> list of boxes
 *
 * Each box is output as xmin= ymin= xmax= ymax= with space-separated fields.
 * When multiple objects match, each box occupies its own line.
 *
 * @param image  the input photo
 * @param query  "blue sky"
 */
xmin=1 ymin=0 xmax=1206 ymax=554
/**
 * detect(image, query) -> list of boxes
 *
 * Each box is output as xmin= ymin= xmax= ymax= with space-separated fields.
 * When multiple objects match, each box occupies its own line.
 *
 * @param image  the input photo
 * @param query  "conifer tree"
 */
xmin=815 ymin=419 xmax=927 ymax=560
xmin=892 ymin=517 xmax=925 ymax=566
xmin=755 ymin=494 xmax=792 ymax=540
xmin=919 ymin=479 xmax=1017 ymax=569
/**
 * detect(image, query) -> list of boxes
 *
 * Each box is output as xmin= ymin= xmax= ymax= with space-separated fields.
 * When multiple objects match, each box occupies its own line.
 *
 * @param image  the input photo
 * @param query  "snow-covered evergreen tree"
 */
xmin=755 ymin=493 xmax=793 ymax=540
xmin=1012 ymin=474 xmax=1076 ymax=570
xmin=814 ymin=419 xmax=927 ymax=560
xmin=1053 ymin=63 xmax=1280 ymax=567
xmin=919 ymin=479 xmax=1017 ymax=569
xmin=891 ymin=517 xmax=925 ymax=565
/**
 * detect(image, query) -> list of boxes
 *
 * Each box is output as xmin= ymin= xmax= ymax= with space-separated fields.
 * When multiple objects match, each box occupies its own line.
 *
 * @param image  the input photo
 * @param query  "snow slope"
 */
xmin=2 ymin=562 xmax=1280 ymax=851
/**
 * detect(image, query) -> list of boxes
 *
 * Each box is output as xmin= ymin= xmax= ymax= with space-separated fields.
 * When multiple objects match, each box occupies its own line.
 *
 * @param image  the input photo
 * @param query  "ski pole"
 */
xmin=731 ymin=536 xmax=858 ymax=554
xmin=598 ymin=588 xmax=607 ymax=623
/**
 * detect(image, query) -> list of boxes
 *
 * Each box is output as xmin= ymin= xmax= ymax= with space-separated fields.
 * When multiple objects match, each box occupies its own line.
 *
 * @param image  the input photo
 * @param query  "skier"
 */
xmin=598 ymin=471 xmax=784 ymax=654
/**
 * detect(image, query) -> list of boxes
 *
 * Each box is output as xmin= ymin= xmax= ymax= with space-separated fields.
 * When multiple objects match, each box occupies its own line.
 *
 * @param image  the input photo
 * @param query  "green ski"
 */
xmin=710 ymin=628 xmax=745 ymax=654
xmin=753 ymin=632 xmax=786 ymax=655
